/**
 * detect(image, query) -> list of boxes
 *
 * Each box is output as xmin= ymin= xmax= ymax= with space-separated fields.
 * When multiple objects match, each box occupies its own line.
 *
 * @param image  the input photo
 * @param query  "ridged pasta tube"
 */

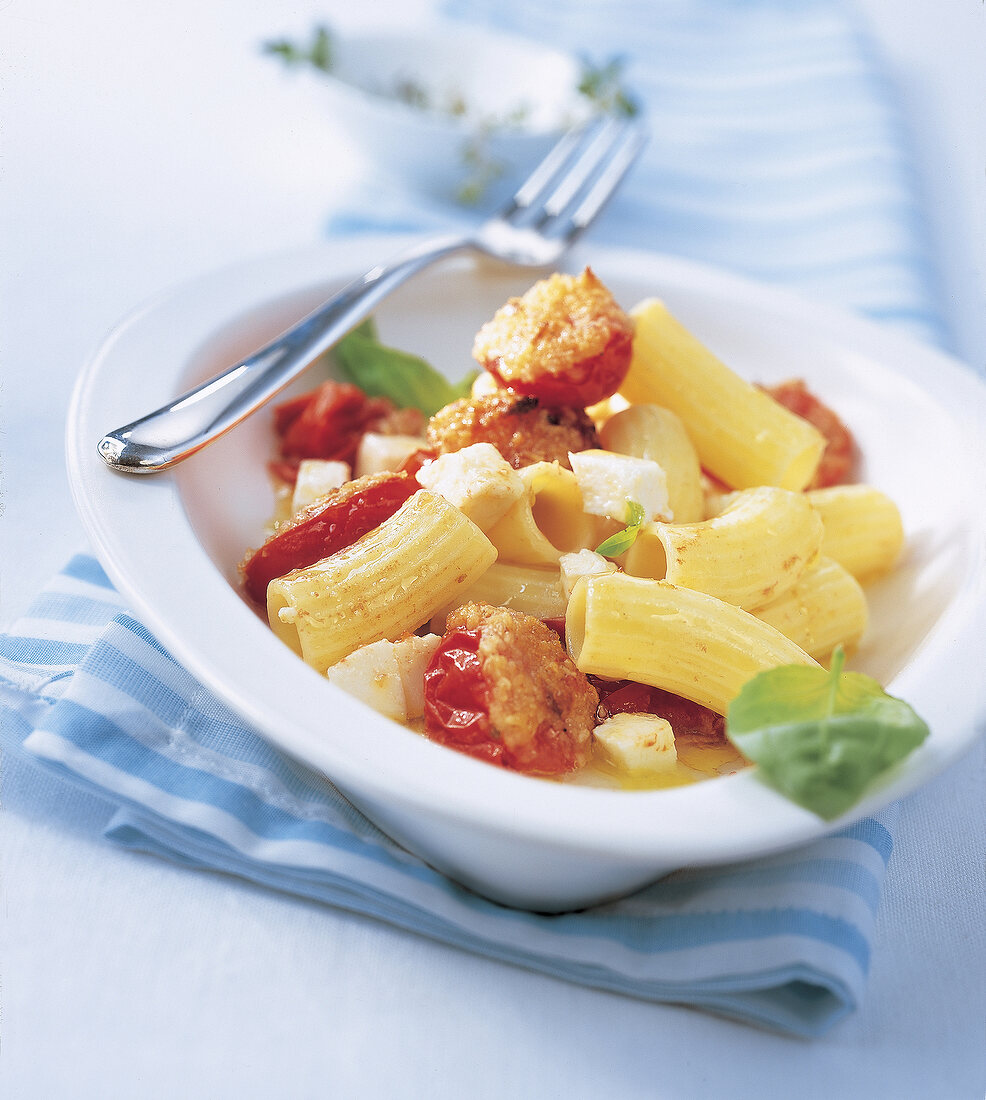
xmin=485 ymin=461 xmax=599 ymax=565
xmin=807 ymin=484 xmax=904 ymax=581
xmin=754 ymin=556 xmax=868 ymax=661
xmin=428 ymin=561 xmax=566 ymax=633
xmin=267 ymin=491 xmax=497 ymax=671
xmin=621 ymin=299 xmax=825 ymax=490
xmin=653 ymin=486 xmax=824 ymax=610
xmin=599 ymin=403 xmax=705 ymax=523
xmin=566 ymin=573 xmax=817 ymax=714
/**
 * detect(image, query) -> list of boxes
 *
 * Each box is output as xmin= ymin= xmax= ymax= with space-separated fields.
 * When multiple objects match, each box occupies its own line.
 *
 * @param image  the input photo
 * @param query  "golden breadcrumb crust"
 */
xmin=472 ymin=268 xmax=633 ymax=386
xmin=425 ymin=392 xmax=598 ymax=470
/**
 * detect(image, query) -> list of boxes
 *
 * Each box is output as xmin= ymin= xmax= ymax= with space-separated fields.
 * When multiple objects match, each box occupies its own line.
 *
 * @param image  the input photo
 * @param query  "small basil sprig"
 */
xmin=595 ymin=499 xmax=646 ymax=558
xmin=333 ymin=320 xmax=477 ymax=416
xmin=726 ymin=647 xmax=929 ymax=819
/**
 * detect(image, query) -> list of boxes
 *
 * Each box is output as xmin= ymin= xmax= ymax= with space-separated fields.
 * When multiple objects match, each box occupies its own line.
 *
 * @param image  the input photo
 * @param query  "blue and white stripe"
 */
xmin=437 ymin=0 xmax=948 ymax=347
xmin=2 ymin=555 xmax=895 ymax=1036
xmin=1 ymin=0 xmax=947 ymax=1037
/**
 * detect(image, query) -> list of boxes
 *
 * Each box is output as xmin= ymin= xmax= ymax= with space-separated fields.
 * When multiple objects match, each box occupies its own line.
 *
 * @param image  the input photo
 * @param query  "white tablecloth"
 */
xmin=2 ymin=1 xmax=983 ymax=1095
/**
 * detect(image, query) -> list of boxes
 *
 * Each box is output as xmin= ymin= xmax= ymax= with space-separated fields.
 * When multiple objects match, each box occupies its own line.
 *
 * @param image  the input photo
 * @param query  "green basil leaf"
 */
xmin=334 ymin=326 xmax=477 ymax=416
xmin=726 ymin=648 xmax=929 ymax=819
xmin=595 ymin=498 xmax=646 ymax=558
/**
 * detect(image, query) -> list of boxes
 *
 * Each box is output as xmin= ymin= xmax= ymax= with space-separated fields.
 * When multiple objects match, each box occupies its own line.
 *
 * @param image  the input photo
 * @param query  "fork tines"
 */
xmin=508 ymin=117 xmax=648 ymax=239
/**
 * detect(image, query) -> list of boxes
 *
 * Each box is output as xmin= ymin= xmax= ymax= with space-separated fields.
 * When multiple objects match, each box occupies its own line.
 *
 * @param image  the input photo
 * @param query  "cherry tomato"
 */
xmin=421 ymin=630 xmax=504 ymax=766
xmin=473 ymin=268 xmax=634 ymax=408
xmin=486 ymin=327 xmax=633 ymax=408
xmin=241 ymin=471 xmax=416 ymax=604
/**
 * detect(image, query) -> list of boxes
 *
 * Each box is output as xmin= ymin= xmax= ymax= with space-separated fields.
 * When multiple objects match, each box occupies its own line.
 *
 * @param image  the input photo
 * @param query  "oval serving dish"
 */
xmin=67 ymin=235 xmax=986 ymax=910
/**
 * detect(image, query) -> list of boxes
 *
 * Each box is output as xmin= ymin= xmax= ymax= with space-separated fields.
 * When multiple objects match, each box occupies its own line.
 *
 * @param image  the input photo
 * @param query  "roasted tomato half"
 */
xmin=423 ymin=603 xmax=597 ymax=775
xmin=472 ymin=268 xmax=634 ymax=408
xmin=240 ymin=470 xmax=416 ymax=604
xmin=760 ymin=378 xmax=857 ymax=489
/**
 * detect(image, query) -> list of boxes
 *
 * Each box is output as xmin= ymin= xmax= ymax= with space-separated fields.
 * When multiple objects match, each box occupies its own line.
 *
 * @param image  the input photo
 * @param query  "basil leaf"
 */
xmin=595 ymin=499 xmax=646 ymax=558
xmin=334 ymin=326 xmax=477 ymax=416
xmin=726 ymin=648 xmax=929 ymax=819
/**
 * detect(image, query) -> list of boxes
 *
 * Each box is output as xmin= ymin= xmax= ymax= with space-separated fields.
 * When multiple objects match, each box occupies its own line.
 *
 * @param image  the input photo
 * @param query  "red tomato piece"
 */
xmin=539 ymin=616 xmax=567 ymax=642
xmin=591 ymin=677 xmax=726 ymax=746
xmin=397 ymin=447 xmax=438 ymax=479
xmin=273 ymin=380 xmax=399 ymax=472
xmin=421 ymin=630 xmax=504 ymax=766
xmin=760 ymin=379 xmax=857 ymax=488
xmin=486 ymin=327 xmax=634 ymax=408
xmin=240 ymin=471 xmax=416 ymax=604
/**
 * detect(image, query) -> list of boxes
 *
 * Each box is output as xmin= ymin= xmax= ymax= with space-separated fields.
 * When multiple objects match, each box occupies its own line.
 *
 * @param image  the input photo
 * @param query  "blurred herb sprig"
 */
xmin=262 ymin=24 xmax=641 ymax=204
xmin=262 ymin=25 xmax=334 ymax=73
xmin=577 ymin=55 xmax=640 ymax=118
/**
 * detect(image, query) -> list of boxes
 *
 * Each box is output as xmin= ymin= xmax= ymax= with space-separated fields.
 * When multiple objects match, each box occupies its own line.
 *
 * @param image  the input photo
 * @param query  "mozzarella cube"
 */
xmin=415 ymin=443 xmax=524 ymax=531
xmin=593 ymin=713 xmax=678 ymax=774
xmin=393 ymin=634 xmax=442 ymax=720
xmin=325 ymin=639 xmax=406 ymax=722
xmin=290 ymin=459 xmax=351 ymax=513
xmin=354 ymin=433 xmax=424 ymax=477
xmin=559 ymin=549 xmax=617 ymax=599
xmin=569 ymin=449 xmax=672 ymax=523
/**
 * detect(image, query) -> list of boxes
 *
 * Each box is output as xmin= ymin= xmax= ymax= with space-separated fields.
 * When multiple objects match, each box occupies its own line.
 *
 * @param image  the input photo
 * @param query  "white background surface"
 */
xmin=1 ymin=1 xmax=983 ymax=1096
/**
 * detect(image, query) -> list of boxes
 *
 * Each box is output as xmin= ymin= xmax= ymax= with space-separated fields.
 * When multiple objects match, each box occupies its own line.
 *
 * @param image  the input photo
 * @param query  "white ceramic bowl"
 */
xmin=291 ymin=25 xmax=587 ymax=207
xmin=67 ymin=235 xmax=986 ymax=910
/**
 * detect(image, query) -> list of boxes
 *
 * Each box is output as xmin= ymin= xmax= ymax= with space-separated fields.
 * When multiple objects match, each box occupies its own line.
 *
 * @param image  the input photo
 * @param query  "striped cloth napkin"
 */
xmin=0 ymin=0 xmax=946 ymax=1037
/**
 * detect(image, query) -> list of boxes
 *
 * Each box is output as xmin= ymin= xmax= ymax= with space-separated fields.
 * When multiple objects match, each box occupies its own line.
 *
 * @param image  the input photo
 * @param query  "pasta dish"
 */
xmin=239 ymin=268 xmax=915 ymax=810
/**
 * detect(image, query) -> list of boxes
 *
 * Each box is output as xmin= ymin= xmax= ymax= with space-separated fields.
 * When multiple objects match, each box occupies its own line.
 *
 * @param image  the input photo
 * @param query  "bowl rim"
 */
xmin=66 ymin=234 xmax=986 ymax=864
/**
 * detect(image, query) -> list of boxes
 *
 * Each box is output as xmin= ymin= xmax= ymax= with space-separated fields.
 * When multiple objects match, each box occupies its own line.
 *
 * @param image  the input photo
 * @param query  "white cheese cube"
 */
xmin=558 ymin=549 xmax=617 ymax=599
xmin=355 ymin=433 xmax=424 ymax=477
xmin=325 ymin=639 xmax=406 ymax=722
xmin=393 ymin=634 xmax=442 ymax=720
xmin=594 ymin=713 xmax=677 ymax=774
xmin=415 ymin=443 xmax=524 ymax=531
xmin=290 ymin=459 xmax=351 ymax=513
xmin=569 ymin=449 xmax=672 ymax=523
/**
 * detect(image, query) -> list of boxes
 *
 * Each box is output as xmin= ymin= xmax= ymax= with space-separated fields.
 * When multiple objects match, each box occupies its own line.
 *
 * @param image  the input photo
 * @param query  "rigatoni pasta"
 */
xmin=566 ymin=573 xmax=818 ymax=715
xmin=807 ymin=484 xmax=904 ymax=581
xmin=652 ymin=486 xmax=824 ymax=610
xmin=485 ymin=461 xmax=599 ymax=564
xmin=241 ymin=265 xmax=907 ymax=795
xmin=621 ymin=299 xmax=826 ymax=491
xmin=753 ymin=556 xmax=868 ymax=661
xmin=267 ymin=491 xmax=496 ymax=670
xmin=598 ymin=403 xmax=705 ymax=523
xmin=428 ymin=561 xmax=566 ymax=633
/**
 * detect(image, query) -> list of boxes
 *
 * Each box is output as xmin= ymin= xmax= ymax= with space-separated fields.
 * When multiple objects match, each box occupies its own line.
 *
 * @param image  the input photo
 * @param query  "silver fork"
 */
xmin=98 ymin=117 xmax=647 ymax=474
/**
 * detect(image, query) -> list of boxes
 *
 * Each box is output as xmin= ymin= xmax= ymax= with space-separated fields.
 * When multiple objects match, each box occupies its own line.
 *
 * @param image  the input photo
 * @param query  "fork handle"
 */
xmin=97 ymin=233 xmax=470 ymax=473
